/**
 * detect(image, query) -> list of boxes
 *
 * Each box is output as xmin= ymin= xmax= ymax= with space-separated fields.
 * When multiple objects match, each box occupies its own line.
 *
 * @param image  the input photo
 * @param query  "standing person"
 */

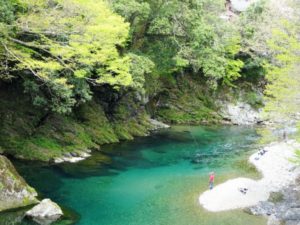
xmin=283 ymin=130 xmax=287 ymax=141
xmin=209 ymin=172 xmax=215 ymax=190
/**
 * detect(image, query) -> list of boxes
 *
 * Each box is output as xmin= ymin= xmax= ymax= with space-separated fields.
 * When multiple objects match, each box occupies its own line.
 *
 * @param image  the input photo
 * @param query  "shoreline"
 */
xmin=199 ymin=140 xmax=300 ymax=212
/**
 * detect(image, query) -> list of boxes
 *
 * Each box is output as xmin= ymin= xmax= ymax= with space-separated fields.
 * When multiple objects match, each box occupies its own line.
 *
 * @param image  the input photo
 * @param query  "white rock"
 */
xmin=62 ymin=156 xmax=85 ymax=163
xmin=53 ymin=151 xmax=91 ymax=164
xmin=53 ymin=158 xmax=64 ymax=164
xmin=26 ymin=199 xmax=63 ymax=225
xmin=78 ymin=152 xmax=91 ymax=158
xmin=149 ymin=119 xmax=170 ymax=130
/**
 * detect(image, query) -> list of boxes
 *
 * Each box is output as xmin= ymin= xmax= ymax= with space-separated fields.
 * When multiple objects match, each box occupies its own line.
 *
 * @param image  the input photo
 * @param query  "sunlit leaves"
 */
xmin=263 ymin=19 xmax=300 ymax=122
xmin=1 ymin=0 xmax=132 ymax=113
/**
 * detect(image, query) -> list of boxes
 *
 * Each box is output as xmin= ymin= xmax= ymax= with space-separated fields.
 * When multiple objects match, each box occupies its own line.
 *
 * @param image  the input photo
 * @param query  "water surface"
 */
xmin=11 ymin=126 xmax=266 ymax=225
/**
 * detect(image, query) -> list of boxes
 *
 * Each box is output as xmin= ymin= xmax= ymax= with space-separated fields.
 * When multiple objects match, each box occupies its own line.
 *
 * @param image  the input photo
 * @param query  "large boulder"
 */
xmin=26 ymin=199 xmax=63 ymax=225
xmin=0 ymin=155 xmax=38 ymax=212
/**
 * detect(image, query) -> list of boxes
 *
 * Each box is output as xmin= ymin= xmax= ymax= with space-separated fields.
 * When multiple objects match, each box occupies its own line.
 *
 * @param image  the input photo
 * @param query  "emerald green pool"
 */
xmin=11 ymin=126 xmax=266 ymax=225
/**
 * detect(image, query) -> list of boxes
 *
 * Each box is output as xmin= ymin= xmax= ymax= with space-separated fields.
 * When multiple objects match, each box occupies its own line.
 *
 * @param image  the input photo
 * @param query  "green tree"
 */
xmin=1 ymin=0 xmax=131 ymax=113
xmin=111 ymin=0 xmax=245 ymax=89
xmin=263 ymin=19 xmax=300 ymax=122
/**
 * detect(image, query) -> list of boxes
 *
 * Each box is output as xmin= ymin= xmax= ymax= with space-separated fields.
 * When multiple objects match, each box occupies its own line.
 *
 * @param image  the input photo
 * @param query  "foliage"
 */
xmin=1 ymin=0 xmax=276 ymax=115
xmin=128 ymin=53 xmax=154 ymax=93
xmin=0 ymin=0 xmax=131 ymax=113
xmin=244 ymin=91 xmax=264 ymax=109
xmin=111 ymin=0 xmax=246 ymax=89
xmin=263 ymin=19 xmax=300 ymax=122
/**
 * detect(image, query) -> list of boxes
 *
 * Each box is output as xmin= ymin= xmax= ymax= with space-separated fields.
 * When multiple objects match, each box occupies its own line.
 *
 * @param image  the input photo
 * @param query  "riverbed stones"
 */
xmin=247 ymin=201 xmax=275 ymax=216
xmin=0 ymin=155 xmax=38 ymax=212
xmin=246 ymin=184 xmax=300 ymax=225
xmin=25 ymin=199 xmax=63 ymax=225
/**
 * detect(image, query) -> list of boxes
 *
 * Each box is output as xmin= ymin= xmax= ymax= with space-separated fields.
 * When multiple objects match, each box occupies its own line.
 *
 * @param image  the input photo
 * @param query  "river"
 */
xmin=7 ymin=125 xmax=266 ymax=225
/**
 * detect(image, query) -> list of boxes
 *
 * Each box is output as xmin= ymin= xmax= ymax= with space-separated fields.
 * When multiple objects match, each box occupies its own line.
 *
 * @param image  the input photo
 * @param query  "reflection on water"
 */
xmin=9 ymin=125 xmax=266 ymax=225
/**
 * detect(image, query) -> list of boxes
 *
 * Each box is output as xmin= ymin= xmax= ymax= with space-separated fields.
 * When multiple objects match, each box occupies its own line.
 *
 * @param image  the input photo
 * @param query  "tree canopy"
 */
xmin=0 ymin=0 xmax=131 ymax=113
xmin=1 ymin=0 xmax=299 ymax=117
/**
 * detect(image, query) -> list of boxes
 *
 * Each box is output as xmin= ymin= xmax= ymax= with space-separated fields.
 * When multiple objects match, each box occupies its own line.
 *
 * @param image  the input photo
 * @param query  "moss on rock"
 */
xmin=0 ymin=155 xmax=38 ymax=212
xmin=154 ymin=75 xmax=222 ymax=124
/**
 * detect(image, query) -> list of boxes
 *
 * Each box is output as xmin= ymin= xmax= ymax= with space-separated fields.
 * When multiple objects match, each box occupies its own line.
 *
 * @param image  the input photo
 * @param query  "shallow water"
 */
xmin=11 ymin=126 xmax=266 ymax=225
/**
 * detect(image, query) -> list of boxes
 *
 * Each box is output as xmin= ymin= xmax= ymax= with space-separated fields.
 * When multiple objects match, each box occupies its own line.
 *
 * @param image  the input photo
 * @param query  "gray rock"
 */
xmin=26 ymin=199 xmax=63 ymax=225
xmin=70 ymin=152 xmax=78 ymax=157
xmin=247 ymin=201 xmax=275 ymax=216
xmin=63 ymin=153 xmax=72 ymax=158
xmin=248 ymin=184 xmax=300 ymax=225
xmin=284 ymin=208 xmax=300 ymax=220
xmin=0 ymin=155 xmax=38 ymax=212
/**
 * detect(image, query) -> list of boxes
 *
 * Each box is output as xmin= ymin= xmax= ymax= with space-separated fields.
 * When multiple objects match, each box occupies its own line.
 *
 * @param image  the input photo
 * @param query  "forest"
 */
xmin=0 ymin=0 xmax=298 ymax=161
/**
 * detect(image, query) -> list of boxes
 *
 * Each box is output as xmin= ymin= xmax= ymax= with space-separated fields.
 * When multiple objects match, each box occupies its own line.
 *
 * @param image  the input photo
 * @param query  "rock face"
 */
xmin=0 ymin=155 xmax=38 ymax=212
xmin=26 ymin=199 xmax=63 ymax=225
xmin=220 ymin=102 xmax=262 ymax=125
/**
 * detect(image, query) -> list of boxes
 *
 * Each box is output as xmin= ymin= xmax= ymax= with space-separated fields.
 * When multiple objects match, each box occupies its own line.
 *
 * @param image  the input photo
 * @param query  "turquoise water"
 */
xmin=11 ymin=126 xmax=266 ymax=225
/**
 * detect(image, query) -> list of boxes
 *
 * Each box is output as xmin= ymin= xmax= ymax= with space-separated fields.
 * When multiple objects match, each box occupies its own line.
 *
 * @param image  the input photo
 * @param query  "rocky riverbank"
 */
xmin=247 ymin=183 xmax=300 ymax=225
xmin=199 ymin=140 xmax=300 ymax=212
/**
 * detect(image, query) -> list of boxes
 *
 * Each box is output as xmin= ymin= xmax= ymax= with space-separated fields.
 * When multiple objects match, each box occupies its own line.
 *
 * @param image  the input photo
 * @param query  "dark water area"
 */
xmin=5 ymin=125 xmax=266 ymax=225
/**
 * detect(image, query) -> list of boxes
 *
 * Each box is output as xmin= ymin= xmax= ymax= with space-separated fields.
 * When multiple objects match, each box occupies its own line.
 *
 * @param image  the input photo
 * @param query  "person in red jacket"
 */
xmin=209 ymin=172 xmax=215 ymax=190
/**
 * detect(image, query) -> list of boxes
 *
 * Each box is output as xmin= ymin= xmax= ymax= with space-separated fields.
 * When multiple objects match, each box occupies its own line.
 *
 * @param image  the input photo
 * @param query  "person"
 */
xmin=209 ymin=172 xmax=215 ymax=190
xmin=283 ymin=130 xmax=287 ymax=141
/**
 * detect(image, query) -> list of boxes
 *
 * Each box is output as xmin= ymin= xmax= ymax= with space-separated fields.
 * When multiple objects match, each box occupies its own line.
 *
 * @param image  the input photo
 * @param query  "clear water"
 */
xmin=10 ymin=126 xmax=266 ymax=225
